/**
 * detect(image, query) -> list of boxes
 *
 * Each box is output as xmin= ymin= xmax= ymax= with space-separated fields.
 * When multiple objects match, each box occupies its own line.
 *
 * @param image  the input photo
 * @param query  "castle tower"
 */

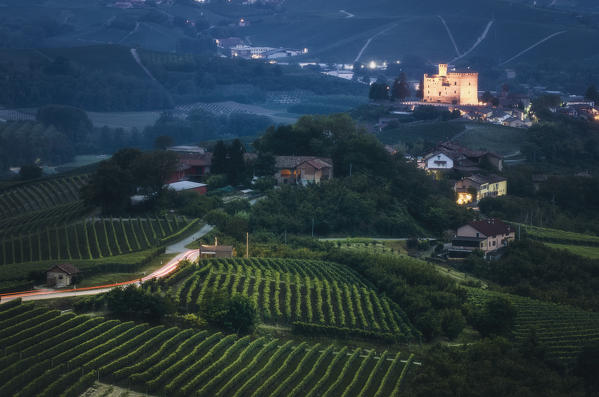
xmin=438 ymin=64 xmax=448 ymax=77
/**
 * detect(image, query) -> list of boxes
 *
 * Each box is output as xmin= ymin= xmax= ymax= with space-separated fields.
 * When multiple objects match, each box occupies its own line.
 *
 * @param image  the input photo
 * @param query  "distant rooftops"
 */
xmin=275 ymin=156 xmax=333 ymax=170
xmin=167 ymin=181 xmax=207 ymax=192
xmin=167 ymin=145 xmax=207 ymax=155
xmin=463 ymin=174 xmax=507 ymax=185
xmin=467 ymin=219 xmax=512 ymax=237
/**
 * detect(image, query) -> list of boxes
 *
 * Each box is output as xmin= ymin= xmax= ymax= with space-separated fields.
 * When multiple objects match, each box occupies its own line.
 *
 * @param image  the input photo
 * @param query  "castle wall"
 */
xmin=422 ymin=68 xmax=478 ymax=105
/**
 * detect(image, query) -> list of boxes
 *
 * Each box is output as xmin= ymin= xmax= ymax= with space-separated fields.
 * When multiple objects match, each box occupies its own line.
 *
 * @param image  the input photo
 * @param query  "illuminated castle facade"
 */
xmin=423 ymin=64 xmax=478 ymax=105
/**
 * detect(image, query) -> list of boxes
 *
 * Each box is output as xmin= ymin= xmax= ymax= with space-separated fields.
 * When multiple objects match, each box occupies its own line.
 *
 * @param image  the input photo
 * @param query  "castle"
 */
xmin=423 ymin=64 xmax=478 ymax=105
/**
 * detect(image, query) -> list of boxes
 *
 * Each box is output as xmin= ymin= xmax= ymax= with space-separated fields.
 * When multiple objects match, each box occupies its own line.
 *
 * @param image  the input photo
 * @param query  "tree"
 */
xmin=471 ymin=297 xmax=516 ymax=337
xmin=391 ymin=72 xmax=411 ymax=101
xmin=223 ymin=294 xmax=257 ymax=333
xmin=416 ymin=78 xmax=424 ymax=99
xmin=36 ymin=105 xmax=92 ymax=143
xmin=585 ymin=85 xmax=599 ymax=103
xmin=132 ymin=150 xmax=179 ymax=198
xmin=19 ymin=164 xmax=42 ymax=180
xmin=369 ymin=82 xmax=389 ymax=101
xmin=200 ymin=290 xmax=257 ymax=334
xmin=254 ymin=152 xmax=276 ymax=176
xmin=227 ymin=138 xmax=246 ymax=184
xmin=154 ymin=135 xmax=174 ymax=150
xmin=81 ymin=160 xmax=136 ymax=213
xmin=211 ymin=140 xmax=228 ymax=175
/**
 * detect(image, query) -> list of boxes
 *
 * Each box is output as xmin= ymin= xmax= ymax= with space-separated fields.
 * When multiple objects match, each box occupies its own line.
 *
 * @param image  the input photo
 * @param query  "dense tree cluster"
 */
xmin=81 ymin=148 xmax=178 ymax=213
xmin=406 ymin=338 xmax=586 ymax=397
xmin=459 ymin=240 xmax=599 ymax=311
xmin=251 ymin=114 xmax=470 ymax=236
xmin=0 ymin=55 xmax=171 ymax=111
xmin=200 ymin=289 xmax=258 ymax=334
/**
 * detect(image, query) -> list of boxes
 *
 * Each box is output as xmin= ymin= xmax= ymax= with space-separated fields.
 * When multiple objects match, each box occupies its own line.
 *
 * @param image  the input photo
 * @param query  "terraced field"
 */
xmin=467 ymin=288 xmax=599 ymax=364
xmin=0 ymin=217 xmax=197 ymax=266
xmin=0 ymin=175 xmax=90 ymax=238
xmin=170 ymin=258 xmax=416 ymax=342
xmin=0 ymin=300 xmax=415 ymax=397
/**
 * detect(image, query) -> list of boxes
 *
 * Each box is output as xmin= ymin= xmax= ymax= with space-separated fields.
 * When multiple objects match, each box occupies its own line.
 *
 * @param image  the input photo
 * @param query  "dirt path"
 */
xmin=450 ymin=20 xmax=494 ymax=63
xmin=354 ymin=23 xmax=398 ymax=63
xmin=130 ymin=48 xmax=158 ymax=83
xmin=499 ymin=30 xmax=566 ymax=66
xmin=438 ymin=15 xmax=461 ymax=57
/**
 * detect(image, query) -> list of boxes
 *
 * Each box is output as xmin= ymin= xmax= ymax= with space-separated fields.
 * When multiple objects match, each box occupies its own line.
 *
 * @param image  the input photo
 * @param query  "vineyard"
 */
xmin=169 ymin=258 xmax=417 ymax=342
xmin=0 ymin=300 xmax=415 ymax=397
xmin=0 ymin=175 xmax=90 ymax=238
xmin=0 ymin=216 xmax=197 ymax=266
xmin=467 ymin=288 xmax=599 ymax=363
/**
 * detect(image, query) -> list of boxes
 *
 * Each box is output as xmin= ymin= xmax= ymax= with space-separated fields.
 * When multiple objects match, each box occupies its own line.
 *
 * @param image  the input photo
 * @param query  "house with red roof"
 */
xmin=274 ymin=156 xmax=333 ymax=185
xmin=449 ymin=219 xmax=515 ymax=259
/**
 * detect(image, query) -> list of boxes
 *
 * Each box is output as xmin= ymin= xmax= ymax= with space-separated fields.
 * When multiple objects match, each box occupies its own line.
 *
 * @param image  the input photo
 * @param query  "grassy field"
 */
xmin=86 ymin=111 xmax=162 ymax=129
xmin=76 ymin=252 xmax=177 ymax=288
xmin=544 ymin=243 xmax=599 ymax=259
xmin=452 ymin=122 xmax=527 ymax=155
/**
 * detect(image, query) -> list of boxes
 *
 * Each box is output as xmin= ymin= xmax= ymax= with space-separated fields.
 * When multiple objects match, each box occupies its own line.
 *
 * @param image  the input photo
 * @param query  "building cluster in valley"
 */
xmin=215 ymin=37 xmax=307 ymax=60
xmin=416 ymin=141 xmax=507 ymax=206
xmin=162 ymin=145 xmax=333 ymax=195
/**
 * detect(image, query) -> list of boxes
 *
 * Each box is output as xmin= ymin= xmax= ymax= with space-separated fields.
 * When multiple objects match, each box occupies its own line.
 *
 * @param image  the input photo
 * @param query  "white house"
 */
xmin=422 ymin=152 xmax=454 ymax=171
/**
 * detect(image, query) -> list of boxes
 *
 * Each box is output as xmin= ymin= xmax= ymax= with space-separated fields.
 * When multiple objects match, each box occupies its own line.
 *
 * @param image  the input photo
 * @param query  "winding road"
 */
xmin=0 ymin=225 xmax=214 ymax=303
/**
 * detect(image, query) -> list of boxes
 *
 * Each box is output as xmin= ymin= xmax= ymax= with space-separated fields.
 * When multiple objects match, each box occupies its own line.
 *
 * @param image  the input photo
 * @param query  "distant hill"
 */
xmin=241 ymin=0 xmax=599 ymax=92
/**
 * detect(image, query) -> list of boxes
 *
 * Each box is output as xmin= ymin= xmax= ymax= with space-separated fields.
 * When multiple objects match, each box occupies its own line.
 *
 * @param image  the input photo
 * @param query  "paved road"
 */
xmin=166 ymin=224 xmax=214 ymax=254
xmin=0 ymin=250 xmax=200 ymax=302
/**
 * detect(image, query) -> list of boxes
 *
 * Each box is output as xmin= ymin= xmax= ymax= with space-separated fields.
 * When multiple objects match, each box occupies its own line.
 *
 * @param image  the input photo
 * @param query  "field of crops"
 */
xmin=467 ymin=288 xmax=599 ymax=364
xmin=0 ymin=217 xmax=197 ymax=266
xmin=0 ymin=175 xmax=89 ymax=235
xmin=0 ymin=300 xmax=415 ymax=397
xmin=170 ymin=258 xmax=416 ymax=341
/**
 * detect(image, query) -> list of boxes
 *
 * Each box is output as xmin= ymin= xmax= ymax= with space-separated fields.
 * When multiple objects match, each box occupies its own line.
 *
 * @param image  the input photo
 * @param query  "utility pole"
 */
xmin=246 ymin=232 xmax=249 ymax=258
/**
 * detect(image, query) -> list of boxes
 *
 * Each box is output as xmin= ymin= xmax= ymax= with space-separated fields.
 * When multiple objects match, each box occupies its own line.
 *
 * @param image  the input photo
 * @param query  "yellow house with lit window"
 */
xmin=454 ymin=174 xmax=507 ymax=204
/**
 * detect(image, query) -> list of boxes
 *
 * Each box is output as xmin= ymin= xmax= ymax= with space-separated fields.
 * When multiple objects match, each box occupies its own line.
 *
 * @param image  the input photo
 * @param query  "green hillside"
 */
xmin=0 ymin=300 xmax=415 ymax=397
xmin=170 ymin=258 xmax=417 ymax=342
xmin=467 ymin=288 xmax=599 ymax=364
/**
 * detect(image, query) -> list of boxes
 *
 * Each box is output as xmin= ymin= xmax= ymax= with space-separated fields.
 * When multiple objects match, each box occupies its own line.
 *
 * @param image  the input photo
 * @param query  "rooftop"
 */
xmin=167 ymin=181 xmax=207 ymax=191
xmin=48 ymin=263 xmax=80 ymax=275
xmin=466 ymin=219 xmax=512 ymax=237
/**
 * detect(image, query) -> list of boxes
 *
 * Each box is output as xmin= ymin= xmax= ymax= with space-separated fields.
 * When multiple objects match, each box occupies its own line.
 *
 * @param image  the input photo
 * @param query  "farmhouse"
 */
xmin=423 ymin=64 xmax=478 ymax=105
xmin=167 ymin=146 xmax=212 ymax=183
xmin=454 ymin=174 xmax=507 ymax=205
xmin=275 ymin=156 xmax=333 ymax=185
xmin=419 ymin=142 xmax=503 ymax=175
xmin=449 ymin=219 xmax=515 ymax=259
xmin=46 ymin=264 xmax=80 ymax=288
